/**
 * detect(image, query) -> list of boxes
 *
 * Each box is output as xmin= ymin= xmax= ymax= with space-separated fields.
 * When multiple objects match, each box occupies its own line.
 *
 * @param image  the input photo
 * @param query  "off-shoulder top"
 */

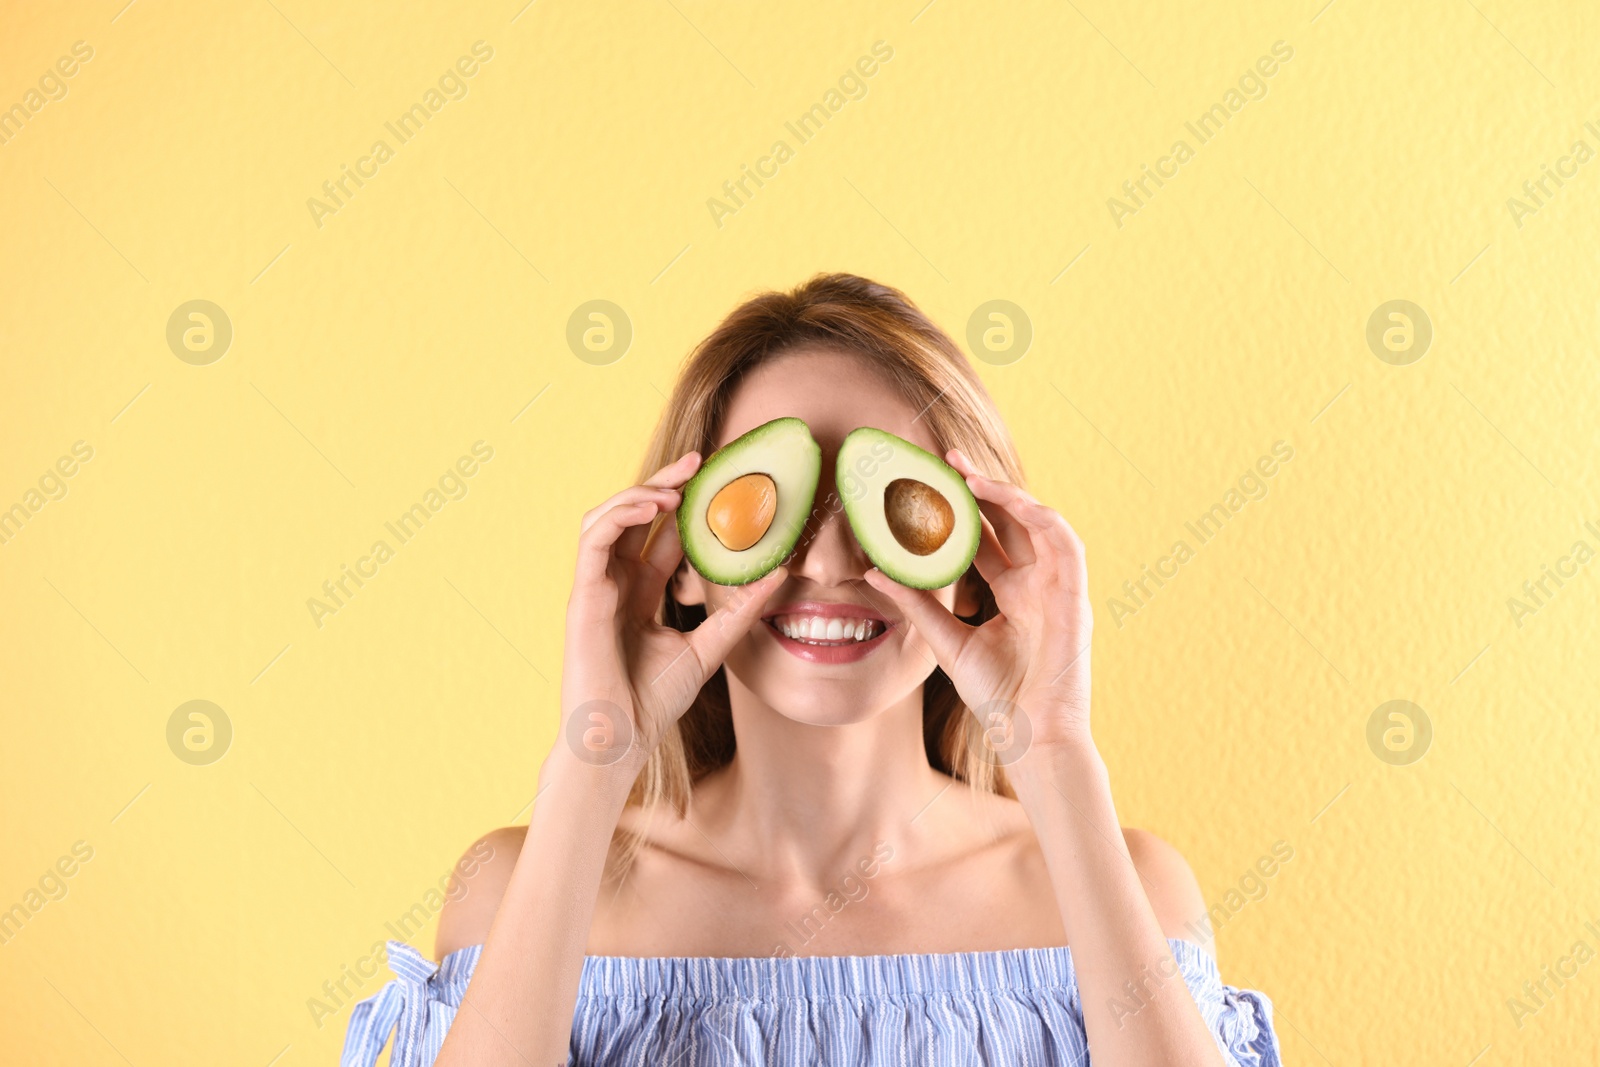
xmin=341 ymin=937 xmax=1280 ymax=1066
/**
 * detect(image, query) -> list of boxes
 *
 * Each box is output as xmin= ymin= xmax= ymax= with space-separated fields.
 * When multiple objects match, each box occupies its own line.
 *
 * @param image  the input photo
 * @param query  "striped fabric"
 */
xmin=341 ymin=938 xmax=1281 ymax=1066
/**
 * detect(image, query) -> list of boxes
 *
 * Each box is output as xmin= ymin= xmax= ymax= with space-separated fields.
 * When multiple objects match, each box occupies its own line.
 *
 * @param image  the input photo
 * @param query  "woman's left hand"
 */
xmin=863 ymin=450 xmax=1094 ymax=758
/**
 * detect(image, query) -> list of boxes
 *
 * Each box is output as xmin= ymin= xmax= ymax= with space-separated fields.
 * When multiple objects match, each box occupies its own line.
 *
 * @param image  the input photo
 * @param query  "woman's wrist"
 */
xmin=1005 ymin=731 xmax=1107 ymax=802
xmin=536 ymin=735 xmax=647 ymax=808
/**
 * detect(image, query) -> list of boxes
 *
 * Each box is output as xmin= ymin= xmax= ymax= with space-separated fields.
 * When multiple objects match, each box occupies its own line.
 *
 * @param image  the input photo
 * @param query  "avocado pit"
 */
xmin=884 ymin=478 xmax=954 ymax=556
xmin=706 ymin=472 xmax=777 ymax=551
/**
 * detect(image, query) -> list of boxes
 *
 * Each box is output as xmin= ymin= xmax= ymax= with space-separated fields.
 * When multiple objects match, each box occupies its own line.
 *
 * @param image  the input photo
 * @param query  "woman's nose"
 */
xmin=787 ymin=487 xmax=870 ymax=587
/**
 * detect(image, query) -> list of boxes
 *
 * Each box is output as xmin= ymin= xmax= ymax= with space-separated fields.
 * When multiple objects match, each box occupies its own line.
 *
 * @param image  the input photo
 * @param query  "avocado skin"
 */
xmin=677 ymin=417 xmax=821 ymax=586
xmin=837 ymin=427 xmax=980 ymax=590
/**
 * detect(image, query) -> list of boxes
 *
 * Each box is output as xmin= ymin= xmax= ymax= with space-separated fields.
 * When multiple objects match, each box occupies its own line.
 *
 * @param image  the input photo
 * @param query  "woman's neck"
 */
xmin=691 ymin=681 xmax=949 ymax=889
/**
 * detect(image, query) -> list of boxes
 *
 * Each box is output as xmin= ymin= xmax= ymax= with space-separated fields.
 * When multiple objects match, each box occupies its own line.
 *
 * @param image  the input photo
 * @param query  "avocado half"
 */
xmin=678 ymin=417 xmax=822 ymax=586
xmin=837 ymin=427 xmax=980 ymax=589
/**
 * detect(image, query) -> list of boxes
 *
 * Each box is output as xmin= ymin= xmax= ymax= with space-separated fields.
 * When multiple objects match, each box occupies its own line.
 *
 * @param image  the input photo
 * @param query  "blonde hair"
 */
xmin=623 ymin=273 xmax=1027 ymax=845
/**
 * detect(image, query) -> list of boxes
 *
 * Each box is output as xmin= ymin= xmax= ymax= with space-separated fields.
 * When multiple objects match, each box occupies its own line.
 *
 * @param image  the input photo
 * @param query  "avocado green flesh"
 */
xmin=837 ymin=427 xmax=980 ymax=589
xmin=678 ymin=417 xmax=822 ymax=586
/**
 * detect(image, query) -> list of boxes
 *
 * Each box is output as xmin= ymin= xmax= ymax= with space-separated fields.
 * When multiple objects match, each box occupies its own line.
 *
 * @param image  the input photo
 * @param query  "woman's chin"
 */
xmin=765 ymin=701 xmax=887 ymax=728
xmin=724 ymin=665 xmax=902 ymax=728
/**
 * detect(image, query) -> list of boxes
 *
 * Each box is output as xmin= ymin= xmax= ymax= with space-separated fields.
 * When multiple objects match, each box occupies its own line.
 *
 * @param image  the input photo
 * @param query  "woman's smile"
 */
xmin=761 ymin=599 xmax=894 ymax=664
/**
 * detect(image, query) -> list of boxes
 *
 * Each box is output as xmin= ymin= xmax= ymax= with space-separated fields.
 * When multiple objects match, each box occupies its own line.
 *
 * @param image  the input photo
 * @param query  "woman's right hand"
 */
xmin=433 ymin=451 xmax=784 ymax=1067
xmin=557 ymin=450 xmax=786 ymax=771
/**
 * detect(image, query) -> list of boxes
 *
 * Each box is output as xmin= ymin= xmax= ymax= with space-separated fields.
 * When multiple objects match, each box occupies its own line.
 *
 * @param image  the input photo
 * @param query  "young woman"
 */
xmin=342 ymin=274 xmax=1281 ymax=1066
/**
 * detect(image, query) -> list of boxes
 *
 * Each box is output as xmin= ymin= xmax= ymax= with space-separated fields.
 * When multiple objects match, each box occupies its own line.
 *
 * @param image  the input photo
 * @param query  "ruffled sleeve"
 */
xmin=1170 ymin=939 xmax=1282 ymax=1067
xmin=340 ymin=940 xmax=482 ymax=1067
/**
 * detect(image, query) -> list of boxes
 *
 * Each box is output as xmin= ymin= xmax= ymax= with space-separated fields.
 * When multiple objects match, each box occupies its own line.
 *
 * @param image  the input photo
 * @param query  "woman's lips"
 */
xmin=758 ymin=614 xmax=889 ymax=662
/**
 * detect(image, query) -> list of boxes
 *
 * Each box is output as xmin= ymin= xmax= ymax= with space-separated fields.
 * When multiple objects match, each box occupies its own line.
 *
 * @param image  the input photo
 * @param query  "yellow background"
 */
xmin=2 ymin=0 xmax=1597 ymax=1064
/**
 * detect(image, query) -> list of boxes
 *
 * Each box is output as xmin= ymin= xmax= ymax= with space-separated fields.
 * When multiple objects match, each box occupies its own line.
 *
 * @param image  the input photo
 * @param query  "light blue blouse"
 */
xmin=342 ymin=937 xmax=1280 ymax=1066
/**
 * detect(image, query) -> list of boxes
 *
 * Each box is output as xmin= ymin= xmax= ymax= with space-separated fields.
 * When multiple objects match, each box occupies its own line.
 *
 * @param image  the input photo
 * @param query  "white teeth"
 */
xmin=773 ymin=614 xmax=882 ymax=644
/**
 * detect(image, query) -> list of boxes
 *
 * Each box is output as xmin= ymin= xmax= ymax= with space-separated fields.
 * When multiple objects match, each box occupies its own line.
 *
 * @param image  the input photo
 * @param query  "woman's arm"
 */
xmin=431 ymin=750 xmax=638 ymax=1066
xmin=1009 ymin=746 xmax=1224 ymax=1065
xmin=865 ymin=452 xmax=1228 ymax=1067
xmin=433 ymin=453 xmax=784 ymax=1067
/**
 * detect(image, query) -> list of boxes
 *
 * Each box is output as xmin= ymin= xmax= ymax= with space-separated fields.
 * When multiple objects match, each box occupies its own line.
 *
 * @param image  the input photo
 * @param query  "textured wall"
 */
xmin=1 ymin=1 xmax=1596 ymax=1064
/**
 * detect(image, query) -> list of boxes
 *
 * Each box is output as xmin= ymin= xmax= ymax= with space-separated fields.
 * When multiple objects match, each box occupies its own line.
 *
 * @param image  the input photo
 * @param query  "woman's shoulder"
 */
xmin=434 ymin=825 xmax=528 ymax=958
xmin=948 ymin=783 xmax=1211 ymax=948
xmin=1118 ymin=826 xmax=1212 ymax=947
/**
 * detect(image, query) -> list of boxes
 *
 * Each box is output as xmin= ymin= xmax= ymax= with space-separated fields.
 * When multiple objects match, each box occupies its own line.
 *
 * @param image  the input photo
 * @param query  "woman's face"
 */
xmin=672 ymin=347 xmax=979 ymax=726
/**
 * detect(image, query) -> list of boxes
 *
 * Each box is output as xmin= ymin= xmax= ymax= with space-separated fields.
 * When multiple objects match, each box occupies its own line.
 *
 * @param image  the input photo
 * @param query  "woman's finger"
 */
xmin=1027 ymin=506 xmax=1084 ymax=581
xmin=950 ymin=451 xmax=1080 ymax=564
xmin=580 ymin=485 xmax=681 ymax=537
xmin=643 ymin=450 xmax=702 ymax=488
xmin=629 ymin=512 xmax=685 ymax=617
xmin=948 ymin=451 xmax=1035 ymax=566
xmin=683 ymin=566 xmax=789 ymax=681
xmin=575 ymin=451 xmax=697 ymax=551
xmin=575 ymin=500 xmax=661 ymax=587
xmin=969 ymin=472 xmax=1081 ymax=565
xmin=622 ymin=450 xmax=714 ymax=615
xmin=616 ymin=494 xmax=679 ymax=564
xmin=970 ymin=513 xmax=1012 ymax=585
xmin=862 ymin=568 xmax=970 ymax=669
xmin=970 ymin=487 xmax=1034 ymax=567
xmin=945 ymin=449 xmax=981 ymax=480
